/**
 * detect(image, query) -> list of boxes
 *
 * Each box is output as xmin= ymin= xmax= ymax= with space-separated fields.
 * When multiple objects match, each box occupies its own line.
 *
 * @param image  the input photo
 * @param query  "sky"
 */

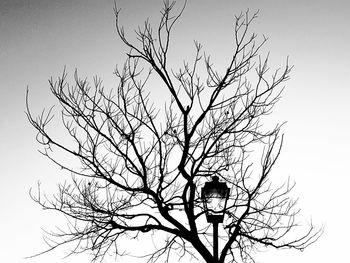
xmin=1 ymin=0 xmax=349 ymax=262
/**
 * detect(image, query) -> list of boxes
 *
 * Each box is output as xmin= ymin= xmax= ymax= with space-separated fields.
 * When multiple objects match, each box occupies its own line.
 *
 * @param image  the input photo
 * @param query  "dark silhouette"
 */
xmin=26 ymin=1 xmax=322 ymax=262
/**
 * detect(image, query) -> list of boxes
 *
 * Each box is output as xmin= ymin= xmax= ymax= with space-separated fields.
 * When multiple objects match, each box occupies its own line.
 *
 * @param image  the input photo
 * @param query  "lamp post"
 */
xmin=201 ymin=176 xmax=230 ymax=262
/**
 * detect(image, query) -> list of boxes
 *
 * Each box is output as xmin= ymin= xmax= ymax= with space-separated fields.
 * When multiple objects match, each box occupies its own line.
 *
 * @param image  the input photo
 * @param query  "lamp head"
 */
xmin=201 ymin=176 xmax=230 ymax=223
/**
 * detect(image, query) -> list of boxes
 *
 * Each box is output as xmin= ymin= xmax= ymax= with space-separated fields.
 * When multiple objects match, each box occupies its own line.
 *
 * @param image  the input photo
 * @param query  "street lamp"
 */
xmin=201 ymin=175 xmax=230 ymax=262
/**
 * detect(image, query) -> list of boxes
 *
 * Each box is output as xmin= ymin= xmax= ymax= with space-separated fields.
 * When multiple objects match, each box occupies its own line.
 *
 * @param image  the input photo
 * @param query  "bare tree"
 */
xmin=26 ymin=1 xmax=322 ymax=263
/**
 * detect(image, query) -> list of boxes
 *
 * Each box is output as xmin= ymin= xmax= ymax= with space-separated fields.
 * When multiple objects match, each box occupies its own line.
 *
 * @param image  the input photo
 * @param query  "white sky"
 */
xmin=1 ymin=0 xmax=349 ymax=262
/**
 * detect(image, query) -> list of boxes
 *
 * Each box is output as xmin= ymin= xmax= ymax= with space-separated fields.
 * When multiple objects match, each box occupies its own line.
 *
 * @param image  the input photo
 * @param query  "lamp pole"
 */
xmin=213 ymin=221 xmax=219 ymax=262
xmin=201 ymin=175 xmax=230 ymax=263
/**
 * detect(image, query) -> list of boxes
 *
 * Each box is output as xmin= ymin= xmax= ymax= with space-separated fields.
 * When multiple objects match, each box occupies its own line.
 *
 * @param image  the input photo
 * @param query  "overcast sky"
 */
xmin=1 ymin=0 xmax=349 ymax=262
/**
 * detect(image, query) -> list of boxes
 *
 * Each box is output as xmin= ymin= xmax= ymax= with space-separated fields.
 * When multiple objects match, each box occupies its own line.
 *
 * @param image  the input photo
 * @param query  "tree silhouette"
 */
xmin=26 ymin=1 xmax=322 ymax=262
